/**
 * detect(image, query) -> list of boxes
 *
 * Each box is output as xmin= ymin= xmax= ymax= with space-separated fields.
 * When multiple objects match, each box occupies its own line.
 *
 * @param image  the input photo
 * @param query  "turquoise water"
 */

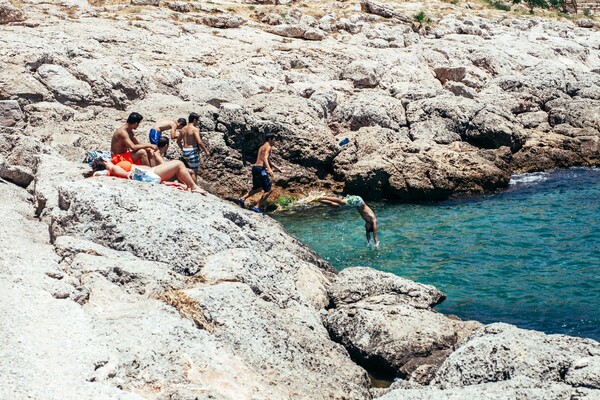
xmin=274 ymin=168 xmax=600 ymax=341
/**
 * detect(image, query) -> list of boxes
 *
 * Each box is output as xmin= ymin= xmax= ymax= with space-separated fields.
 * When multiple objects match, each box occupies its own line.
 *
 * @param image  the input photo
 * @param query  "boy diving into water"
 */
xmin=316 ymin=195 xmax=379 ymax=247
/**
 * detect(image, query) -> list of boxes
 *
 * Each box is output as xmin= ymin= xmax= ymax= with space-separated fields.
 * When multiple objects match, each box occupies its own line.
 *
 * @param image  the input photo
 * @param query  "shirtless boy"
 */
xmin=111 ymin=112 xmax=158 ymax=167
xmin=317 ymin=195 xmax=379 ymax=247
xmin=177 ymin=112 xmax=210 ymax=180
xmin=237 ymin=133 xmax=282 ymax=213
xmin=149 ymin=118 xmax=187 ymax=144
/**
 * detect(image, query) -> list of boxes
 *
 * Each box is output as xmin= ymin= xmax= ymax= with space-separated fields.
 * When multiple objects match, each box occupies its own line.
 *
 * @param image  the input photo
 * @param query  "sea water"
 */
xmin=274 ymin=168 xmax=600 ymax=340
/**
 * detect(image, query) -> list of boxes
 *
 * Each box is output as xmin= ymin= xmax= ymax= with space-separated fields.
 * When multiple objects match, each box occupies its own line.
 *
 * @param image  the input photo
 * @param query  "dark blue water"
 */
xmin=274 ymin=168 xmax=600 ymax=340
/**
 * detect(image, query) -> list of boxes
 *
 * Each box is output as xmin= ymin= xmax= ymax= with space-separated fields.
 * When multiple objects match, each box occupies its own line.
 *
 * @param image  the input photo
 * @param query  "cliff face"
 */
xmin=1 ymin=0 xmax=600 ymax=200
xmin=1 ymin=1 xmax=600 ymax=399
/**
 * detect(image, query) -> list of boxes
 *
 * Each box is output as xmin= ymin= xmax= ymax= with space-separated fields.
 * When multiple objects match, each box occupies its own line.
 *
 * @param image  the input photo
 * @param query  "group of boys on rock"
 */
xmin=106 ymin=112 xmax=379 ymax=246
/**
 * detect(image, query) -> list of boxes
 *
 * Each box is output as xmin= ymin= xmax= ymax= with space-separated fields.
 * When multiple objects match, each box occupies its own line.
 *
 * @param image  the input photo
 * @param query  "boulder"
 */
xmin=180 ymin=78 xmax=244 ymax=106
xmin=33 ymin=154 xmax=87 ymax=218
xmin=268 ymin=24 xmax=307 ymax=39
xmin=166 ymin=1 xmax=189 ymax=13
xmin=379 ymin=376 xmax=582 ymax=400
xmin=359 ymin=0 xmax=411 ymax=23
xmin=434 ymin=66 xmax=467 ymax=85
xmin=200 ymin=14 xmax=246 ymax=29
xmin=325 ymin=267 xmax=481 ymax=383
xmin=0 ymin=154 xmax=34 ymax=188
xmin=332 ymin=90 xmax=406 ymax=131
xmin=0 ymin=100 xmax=24 ymax=127
xmin=0 ymin=0 xmax=24 ymax=24
xmin=433 ymin=323 xmax=600 ymax=391
xmin=48 ymin=178 xmax=373 ymax=399
xmin=35 ymin=64 xmax=93 ymax=105
xmin=342 ymin=60 xmax=382 ymax=88
xmin=130 ymin=0 xmax=159 ymax=5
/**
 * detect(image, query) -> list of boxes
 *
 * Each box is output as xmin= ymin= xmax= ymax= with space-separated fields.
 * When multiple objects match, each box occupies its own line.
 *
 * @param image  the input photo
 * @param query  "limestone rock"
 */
xmin=0 ymin=154 xmax=34 ymax=188
xmin=434 ymin=323 xmax=600 ymax=390
xmin=379 ymin=376 xmax=580 ymax=400
xmin=434 ymin=66 xmax=467 ymax=85
xmin=47 ymin=178 xmax=373 ymax=399
xmin=33 ymin=154 xmax=87 ymax=218
xmin=166 ymin=1 xmax=189 ymax=13
xmin=200 ymin=14 xmax=246 ymax=29
xmin=0 ymin=0 xmax=24 ymax=24
xmin=329 ymin=267 xmax=446 ymax=308
xmin=130 ymin=0 xmax=159 ymax=5
xmin=360 ymin=0 xmax=411 ymax=23
xmin=35 ymin=64 xmax=93 ymax=105
xmin=325 ymin=268 xmax=481 ymax=384
xmin=180 ymin=77 xmax=244 ymax=106
xmin=342 ymin=60 xmax=382 ymax=88
xmin=0 ymin=100 xmax=24 ymax=128
xmin=332 ymin=90 xmax=406 ymax=131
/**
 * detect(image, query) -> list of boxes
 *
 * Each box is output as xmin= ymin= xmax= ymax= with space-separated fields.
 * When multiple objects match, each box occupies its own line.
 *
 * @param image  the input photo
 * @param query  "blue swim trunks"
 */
xmin=252 ymin=166 xmax=271 ymax=192
xmin=182 ymin=147 xmax=200 ymax=171
xmin=149 ymin=128 xmax=160 ymax=145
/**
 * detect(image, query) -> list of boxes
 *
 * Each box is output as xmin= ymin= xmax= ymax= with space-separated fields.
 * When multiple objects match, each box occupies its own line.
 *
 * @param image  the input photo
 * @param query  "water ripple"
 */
xmin=275 ymin=168 xmax=600 ymax=340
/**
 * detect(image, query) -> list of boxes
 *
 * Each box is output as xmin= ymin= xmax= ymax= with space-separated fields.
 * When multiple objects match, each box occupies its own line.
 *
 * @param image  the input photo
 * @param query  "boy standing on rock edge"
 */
xmin=237 ymin=133 xmax=282 ymax=213
xmin=177 ymin=112 xmax=210 ymax=181
xmin=111 ymin=112 xmax=158 ymax=167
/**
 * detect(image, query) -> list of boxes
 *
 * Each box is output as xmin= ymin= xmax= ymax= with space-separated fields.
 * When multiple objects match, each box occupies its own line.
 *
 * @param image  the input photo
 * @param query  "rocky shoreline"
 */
xmin=1 ymin=0 xmax=600 ymax=398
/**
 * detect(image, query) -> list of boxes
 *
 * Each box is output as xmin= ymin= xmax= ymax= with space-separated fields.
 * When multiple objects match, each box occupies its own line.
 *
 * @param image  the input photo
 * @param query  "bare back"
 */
xmin=179 ymin=124 xmax=199 ymax=148
xmin=154 ymin=120 xmax=176 ymax=132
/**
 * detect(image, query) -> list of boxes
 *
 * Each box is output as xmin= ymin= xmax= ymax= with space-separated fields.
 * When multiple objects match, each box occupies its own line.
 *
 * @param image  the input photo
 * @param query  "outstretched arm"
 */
xmin=269 ymin=158 xmax=283 ymax=173
xmin=122 ymin=132 xmax=157 ymax=152
xmin=196 ymin=130 xmax=210 ymax=157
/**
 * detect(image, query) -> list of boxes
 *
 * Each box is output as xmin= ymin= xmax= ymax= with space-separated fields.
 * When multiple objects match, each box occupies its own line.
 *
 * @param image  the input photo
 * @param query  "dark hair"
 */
xmin=264 ymin=133 xmax=276 ymax=142
xmin=177 ymin=118 xmax=187 ymax=127
xmin=188 ymin=112 xmax=199 ymax=123
xmin=84 ymin=157 xmax=107 ymax=178
xmin=127 ymin=112 xmax=143 ymax=125
xmin=157 ymin=136 xmax=170 ymax=149
xmin=91 ymin=158 xmax=107 ymax=171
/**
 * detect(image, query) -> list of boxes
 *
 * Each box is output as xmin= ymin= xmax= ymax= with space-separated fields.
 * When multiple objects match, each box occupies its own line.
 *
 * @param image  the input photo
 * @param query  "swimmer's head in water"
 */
xmin=365 ymin=222 xmax=374 ymax=233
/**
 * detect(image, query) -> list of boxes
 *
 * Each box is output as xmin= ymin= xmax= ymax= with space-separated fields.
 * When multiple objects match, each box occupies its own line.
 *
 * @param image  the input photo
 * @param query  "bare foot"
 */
xmin=190 ymin=186 xmax=208 ymax=195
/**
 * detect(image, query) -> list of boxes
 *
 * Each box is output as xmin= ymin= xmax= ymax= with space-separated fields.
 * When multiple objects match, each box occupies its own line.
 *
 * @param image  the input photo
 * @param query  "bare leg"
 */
xmin=317 ymin=196 xmax=346 ymax=206
xmin=132 ymin=149 xmax=150 ymax=166
xmin=154 ymin=161 xmax=206 ymax=194
xmin=106 ymin=162 xmax=131 ymax=179
xmin=318 ymin=199 xmax=342 ymax=208
xmin=257 ymin=190 xmax=272 ymax=209
xmin=241 ymin=188 xmax=262 ymax=202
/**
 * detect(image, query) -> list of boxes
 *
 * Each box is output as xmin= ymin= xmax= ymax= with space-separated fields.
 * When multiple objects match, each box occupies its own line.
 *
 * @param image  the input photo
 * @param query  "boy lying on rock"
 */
xmin=88 ymin=158 xmax=207 ymax=195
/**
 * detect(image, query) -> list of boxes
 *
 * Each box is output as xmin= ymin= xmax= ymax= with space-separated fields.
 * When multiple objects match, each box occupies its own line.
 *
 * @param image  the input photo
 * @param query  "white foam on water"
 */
xmin=509 ymin=172 xmax=549 ymax=186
